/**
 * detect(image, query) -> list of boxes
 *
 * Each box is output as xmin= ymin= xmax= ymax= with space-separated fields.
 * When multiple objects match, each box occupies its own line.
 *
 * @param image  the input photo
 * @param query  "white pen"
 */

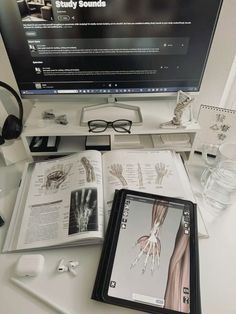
xmin=10 ymin=277 xmax=70 ymax=314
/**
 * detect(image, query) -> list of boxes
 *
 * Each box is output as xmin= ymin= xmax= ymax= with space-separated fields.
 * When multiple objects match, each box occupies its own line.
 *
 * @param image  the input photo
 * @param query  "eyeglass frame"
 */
xmin=88 ymin=119 xmax=132 ymax=133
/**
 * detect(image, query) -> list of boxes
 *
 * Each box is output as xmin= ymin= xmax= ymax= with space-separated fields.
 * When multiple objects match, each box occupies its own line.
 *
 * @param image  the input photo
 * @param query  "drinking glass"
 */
xmin=201 ymin=143 xmax=236 ymax=210
xmin=202 ymin=142 xmax=236 ymax=167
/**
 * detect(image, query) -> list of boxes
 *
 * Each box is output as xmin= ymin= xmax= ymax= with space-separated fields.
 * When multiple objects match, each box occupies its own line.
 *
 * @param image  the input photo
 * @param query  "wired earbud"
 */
xmin=0 ymin=81 xmax=23 ymax=145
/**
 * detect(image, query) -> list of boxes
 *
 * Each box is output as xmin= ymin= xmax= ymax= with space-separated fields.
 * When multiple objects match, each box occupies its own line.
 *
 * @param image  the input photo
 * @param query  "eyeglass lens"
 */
xmin=89 ymin=120 xmax=108 ymax=132
xmin=112 ymin=120 xmax=131 ymax=133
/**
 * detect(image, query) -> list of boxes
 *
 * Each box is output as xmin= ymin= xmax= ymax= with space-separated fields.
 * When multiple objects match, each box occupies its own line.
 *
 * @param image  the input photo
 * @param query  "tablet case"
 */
xmin=92 ymin=189 xmax=201 ymax=314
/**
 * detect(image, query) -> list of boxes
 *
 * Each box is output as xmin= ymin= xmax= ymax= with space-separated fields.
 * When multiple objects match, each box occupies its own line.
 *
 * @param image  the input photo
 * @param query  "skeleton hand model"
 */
xmin=81 ymin=157 xmax=95 ymax=182
xmin=160 ymin=90 xmax=193 ymax=128
xmin=109 ymin=163 xmax=127 ymax=186
xmin=155 ymin=162 xmax=169 ymax=185
xmin=131 ymin=201 xmax=168 ymax=274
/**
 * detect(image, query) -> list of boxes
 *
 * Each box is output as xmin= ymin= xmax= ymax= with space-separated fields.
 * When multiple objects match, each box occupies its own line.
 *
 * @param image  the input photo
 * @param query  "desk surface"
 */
xmin=0 ymin=156 xmax=236 ymax=314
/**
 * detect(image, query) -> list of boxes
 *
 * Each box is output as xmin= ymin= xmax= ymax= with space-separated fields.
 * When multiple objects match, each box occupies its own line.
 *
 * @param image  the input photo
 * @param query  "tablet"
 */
xmin=92 ymin=189 xmax=201 ymax=314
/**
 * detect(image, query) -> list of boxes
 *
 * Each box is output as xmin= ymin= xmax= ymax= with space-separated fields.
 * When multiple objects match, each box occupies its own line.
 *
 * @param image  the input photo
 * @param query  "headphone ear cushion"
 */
xmin=2 ymin=114 xmax=23 ymax=140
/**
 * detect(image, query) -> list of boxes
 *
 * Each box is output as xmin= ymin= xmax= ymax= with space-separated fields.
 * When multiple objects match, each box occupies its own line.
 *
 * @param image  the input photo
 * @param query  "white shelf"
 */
xmin=21 ymin=99 xmax=200 ymax=159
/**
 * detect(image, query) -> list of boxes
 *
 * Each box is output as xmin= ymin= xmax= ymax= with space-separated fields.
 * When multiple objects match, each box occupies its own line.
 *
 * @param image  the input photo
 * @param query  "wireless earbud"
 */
xmin=68 ymin=261 xmax=79 ymax=268
xmin=57 ymin=259 xmax=79 ymax=276
xmin=68 ymin=261 xmax=79 ymax=276
xmin=57 ymin=259 xmax=68 ymax=273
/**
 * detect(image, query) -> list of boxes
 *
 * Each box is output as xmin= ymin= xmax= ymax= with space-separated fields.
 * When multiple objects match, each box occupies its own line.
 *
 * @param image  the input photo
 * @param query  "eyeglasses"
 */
xmin=88 ymin=119 xmax=132 ymax=133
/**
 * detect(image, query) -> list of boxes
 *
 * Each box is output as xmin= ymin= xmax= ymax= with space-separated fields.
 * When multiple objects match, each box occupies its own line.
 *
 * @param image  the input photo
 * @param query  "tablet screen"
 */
xmin=107 ymin=193 xmax=191 ymax=313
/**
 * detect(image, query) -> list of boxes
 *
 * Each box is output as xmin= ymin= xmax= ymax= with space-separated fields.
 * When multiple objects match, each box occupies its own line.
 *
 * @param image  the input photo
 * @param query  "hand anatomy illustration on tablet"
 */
xmin=131 ymin=200 xmax=168 ymax=274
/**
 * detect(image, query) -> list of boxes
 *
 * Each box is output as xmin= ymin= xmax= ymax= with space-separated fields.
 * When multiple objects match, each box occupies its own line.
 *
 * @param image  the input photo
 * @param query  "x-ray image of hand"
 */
xmin=69 ymin=188 xmax=97 ymax=234
xmin=77 ymin=189 xmax=94 ymax=232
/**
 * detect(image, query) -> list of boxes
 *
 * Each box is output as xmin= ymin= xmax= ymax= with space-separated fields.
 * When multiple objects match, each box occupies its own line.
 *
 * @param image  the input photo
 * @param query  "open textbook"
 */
xmin=3 ymin=149 xmax=206 ymax=252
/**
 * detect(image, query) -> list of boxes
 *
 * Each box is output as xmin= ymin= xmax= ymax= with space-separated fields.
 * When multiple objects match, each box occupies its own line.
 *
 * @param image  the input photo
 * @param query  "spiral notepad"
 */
xmin=193 ymin=104 xmax=236 ymax=152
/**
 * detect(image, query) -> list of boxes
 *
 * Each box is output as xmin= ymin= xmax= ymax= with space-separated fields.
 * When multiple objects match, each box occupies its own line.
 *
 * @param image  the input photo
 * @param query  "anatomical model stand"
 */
xmin=160 ymin=90 xmax=194 ymax=129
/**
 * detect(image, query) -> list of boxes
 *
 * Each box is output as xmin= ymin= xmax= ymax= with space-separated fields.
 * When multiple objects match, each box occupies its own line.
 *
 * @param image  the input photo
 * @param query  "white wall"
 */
xmin=192 ymin=0 xmax=236 ymax=112
xmin=0 ymin=0 xmax=236 ymax=117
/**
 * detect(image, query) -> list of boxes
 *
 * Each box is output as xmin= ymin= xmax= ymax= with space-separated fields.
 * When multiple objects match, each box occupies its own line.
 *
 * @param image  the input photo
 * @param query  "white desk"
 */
xmin=0 ymin=155 xmax=236 ymax=314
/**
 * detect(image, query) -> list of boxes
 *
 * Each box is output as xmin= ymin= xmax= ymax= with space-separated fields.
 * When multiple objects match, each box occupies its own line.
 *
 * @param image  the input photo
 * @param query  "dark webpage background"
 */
xmin=0 ymin=0 xmax=222 ymax=94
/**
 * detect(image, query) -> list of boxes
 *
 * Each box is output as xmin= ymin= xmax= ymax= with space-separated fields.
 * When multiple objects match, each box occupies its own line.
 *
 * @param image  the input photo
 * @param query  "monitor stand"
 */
xmin=80 ymin=96 xmax=143 ymax=126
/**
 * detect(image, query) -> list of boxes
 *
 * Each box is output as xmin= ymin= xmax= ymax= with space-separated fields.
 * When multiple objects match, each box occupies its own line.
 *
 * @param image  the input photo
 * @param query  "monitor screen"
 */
xmin=0 ymin=0 xmax=222 ymax=98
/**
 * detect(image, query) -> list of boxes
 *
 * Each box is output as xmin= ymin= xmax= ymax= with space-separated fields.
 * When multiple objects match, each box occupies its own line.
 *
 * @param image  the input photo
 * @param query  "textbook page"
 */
xmin=102 ymin=150 xmax=195 ymax=224
xmin=16 ymin=151 xmax=104 ymax=251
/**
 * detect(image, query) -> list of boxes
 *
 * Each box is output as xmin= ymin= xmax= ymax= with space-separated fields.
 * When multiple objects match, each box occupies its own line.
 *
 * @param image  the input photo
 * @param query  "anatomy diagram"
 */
xmin=137 ymin=163 xmax=144 ymax=188
xmin=81 ymin=157 xmax=95 ymax=182
xmin=131 ymin=200 xmax=168 ymax=274
xmin=109 ymin=163 xmax=127 ymax=186
xmin=69 ymin=188 xmax=97 ymax=234
xmin=155 ymin=162 xmax=171 ymax=185
xmin=43 ymin=164 xmax=72 ymax=191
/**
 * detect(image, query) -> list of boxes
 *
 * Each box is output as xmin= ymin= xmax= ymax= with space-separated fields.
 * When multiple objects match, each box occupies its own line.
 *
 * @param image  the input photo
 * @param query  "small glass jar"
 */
xmin=201 ymin=160 xmax=236 ymax=210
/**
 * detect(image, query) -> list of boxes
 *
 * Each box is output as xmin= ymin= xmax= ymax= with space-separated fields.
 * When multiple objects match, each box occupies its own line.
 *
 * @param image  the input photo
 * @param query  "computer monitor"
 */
xmin=0 ymin=0 xmax=222 ymax=101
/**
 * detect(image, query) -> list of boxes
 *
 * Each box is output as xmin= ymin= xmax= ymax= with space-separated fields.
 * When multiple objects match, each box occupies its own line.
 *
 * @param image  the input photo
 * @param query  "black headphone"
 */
xmin=0 ymin=81 xmax=23 ymax=145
